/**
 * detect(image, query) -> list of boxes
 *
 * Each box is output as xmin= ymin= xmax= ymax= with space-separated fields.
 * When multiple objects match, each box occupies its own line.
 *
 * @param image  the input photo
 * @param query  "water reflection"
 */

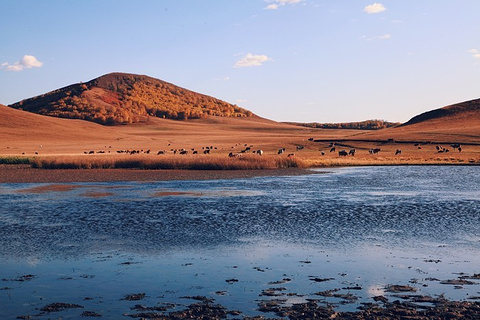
xmin=1 ymin=166 xmax=479 ymax=318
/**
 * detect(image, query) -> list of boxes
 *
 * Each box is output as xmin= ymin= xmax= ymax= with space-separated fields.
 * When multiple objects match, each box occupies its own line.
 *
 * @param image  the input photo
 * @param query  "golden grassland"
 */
xmin=28 ymin=154 xmax=304 ymax=170
xmin=1 ymin=102 xmax=479 ymax=170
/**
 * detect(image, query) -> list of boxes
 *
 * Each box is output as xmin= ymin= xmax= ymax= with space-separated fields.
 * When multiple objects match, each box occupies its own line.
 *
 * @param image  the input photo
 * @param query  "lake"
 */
xmin=1 ymin=166 xmax=479 ymax=319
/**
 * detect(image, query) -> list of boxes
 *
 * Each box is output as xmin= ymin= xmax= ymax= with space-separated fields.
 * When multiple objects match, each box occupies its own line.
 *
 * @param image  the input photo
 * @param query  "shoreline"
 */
xmin=1 ymin=162 xmax=479 ymax=183
xmin=0 ymin=165 xmax=316 ymax=183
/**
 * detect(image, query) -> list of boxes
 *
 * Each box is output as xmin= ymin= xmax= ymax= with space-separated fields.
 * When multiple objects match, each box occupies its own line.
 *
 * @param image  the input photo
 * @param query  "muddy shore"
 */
xmin=0 ymin=165 xmax=316 ymax=183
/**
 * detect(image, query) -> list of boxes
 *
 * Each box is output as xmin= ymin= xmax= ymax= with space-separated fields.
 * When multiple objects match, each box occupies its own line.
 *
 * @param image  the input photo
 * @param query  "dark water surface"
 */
xmin=1 ymin=166 xmax=479 ymax=318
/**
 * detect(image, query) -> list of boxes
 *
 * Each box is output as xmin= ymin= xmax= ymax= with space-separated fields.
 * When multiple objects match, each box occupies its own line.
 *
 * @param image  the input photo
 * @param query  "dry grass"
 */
xmin=31 ymin=154 xmax=305 ymax=170
xmin=0 ymin=156 xmax=32 ymax=165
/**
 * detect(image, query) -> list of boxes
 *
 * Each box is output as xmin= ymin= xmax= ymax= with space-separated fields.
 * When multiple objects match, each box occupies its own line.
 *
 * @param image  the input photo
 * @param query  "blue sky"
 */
xmin=1 ymin=0 xmax=479 ymax=123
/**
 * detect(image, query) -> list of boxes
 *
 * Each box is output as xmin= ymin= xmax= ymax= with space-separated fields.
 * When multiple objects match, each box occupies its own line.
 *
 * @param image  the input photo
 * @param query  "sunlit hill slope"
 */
xmin=9 ymin=73 xmax=253 ymax=125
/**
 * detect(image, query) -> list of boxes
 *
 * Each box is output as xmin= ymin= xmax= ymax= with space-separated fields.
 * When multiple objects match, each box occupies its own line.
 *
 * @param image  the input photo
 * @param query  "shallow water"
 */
xmin=1 ymin=166 xmax=479 ymax=318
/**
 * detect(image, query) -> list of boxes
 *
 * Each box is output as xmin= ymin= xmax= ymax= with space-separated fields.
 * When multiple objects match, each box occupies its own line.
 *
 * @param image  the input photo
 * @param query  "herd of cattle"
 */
xmin=77 ymin=141 xmax=464 ymax=158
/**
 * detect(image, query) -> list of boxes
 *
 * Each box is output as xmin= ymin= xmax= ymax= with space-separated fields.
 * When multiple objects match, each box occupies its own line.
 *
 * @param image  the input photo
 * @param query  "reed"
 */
xmin=30 ymin=154 xmax=306 ymax=170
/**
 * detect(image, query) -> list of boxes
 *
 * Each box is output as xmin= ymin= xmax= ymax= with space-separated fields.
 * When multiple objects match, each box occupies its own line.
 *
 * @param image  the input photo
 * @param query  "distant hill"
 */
xmin=359 ymin=98 xmax=480 ymax=143
xmin=9 ymin=73 xmax=254 ymax=125
xmin=285 ymin=119 xmax=400 ymax=130
xmin=401 ymin=98 xmax=480 ymax=126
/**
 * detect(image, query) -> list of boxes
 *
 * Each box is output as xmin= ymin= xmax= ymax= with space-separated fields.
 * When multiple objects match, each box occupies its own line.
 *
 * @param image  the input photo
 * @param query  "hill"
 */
xmin=401 ymin=98 xmax=480 ymax=126
xmin=9 ymin=73 xmax=254 ymax=125
xmin=358 ymin=98 xmax=480 ymax=143
xmin=0 ymin=103 xmax=123 ymax=154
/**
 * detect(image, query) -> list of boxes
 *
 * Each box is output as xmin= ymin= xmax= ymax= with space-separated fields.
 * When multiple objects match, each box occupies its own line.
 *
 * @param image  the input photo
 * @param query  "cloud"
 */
xmin=265 ymin=4 xmax=279 ymax=10
xmin=364 ymin=3 xmax=386 ymax=14
xmin=236 ymin=99 xmax=247 ymax=103
xmin=264 ymin=0 xmax=302 ymax=9
xmin=468 ymin=49 xmax=480 ymax=59
xmin=1 ymin=55 xmax=43 ymax=72
xmin=234 ymin=53 xmax=271 ymax=68
xmin=361 ymin=34 xmax=391 ymax=41
xmin=376 ymin=34 xmax=391 ymax=40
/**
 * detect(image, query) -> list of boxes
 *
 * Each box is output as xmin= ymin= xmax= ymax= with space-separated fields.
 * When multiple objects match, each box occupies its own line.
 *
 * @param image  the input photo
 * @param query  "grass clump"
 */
xmin=30 ymin=154 xmax=305 ymax=170
xmin=0 ymin=156 xmax=32 ymax=165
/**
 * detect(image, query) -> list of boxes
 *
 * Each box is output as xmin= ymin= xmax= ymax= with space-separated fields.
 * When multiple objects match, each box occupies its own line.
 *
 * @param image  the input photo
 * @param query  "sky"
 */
xmin=1 ymin=0 xmax=479 ymax=123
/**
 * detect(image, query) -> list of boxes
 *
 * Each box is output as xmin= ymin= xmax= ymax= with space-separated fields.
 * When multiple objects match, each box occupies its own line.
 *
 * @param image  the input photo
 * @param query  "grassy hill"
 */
xmin=9 ymin=73 xmax=254 ymax=125
xmin=358 ymin=98 xmax=480 ymax=143
xmin=401 ymin=98 xmax=480 ymax=126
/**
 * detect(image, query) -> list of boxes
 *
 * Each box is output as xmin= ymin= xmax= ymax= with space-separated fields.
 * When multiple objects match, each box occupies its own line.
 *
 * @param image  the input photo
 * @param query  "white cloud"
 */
xmin=264 ymin=0 xmax=302 ymax=9
xmin=265 ymin=4 xmax=279 ymax=10
xmin=376 ymin=34 xmax=391 ymax=40
xmin=1 ymin=55 xmax=43 ymax=72
xmin=234 ymin=53 xmax=271 ymax=68
xmin=364 ymin=3 xmax=386 ymax=14
xmin=468 ymin=49 xmax=480 ymax=59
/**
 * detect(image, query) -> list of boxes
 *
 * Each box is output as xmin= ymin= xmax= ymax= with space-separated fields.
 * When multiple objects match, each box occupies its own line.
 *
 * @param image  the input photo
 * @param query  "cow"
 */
xmin=256 ymin=149 xmax=264 ymax=156
xmin=179 ymin=150 xmax=188 ymax=155
xmin=320 ymin=151 xmax=325 ymax=156
xmin=203 ymin=149 xmax=211 ymax=154
xmin=287 ymin=153 xmax=295 ymax=157
xmin=369 ymin=148 xmax=381 ymax=154
xmin=296 ymin=145 xmax=305 ymax=151
xmin=278 ymin=148 xmax=285 ymax=155
xmin=338 ymin=150 xmax=348 ymax=157
xmin=330 ymin=147 xmax=336 ymax=153
xmin=395 ymin=149 xmax=402 ymax=155
xmin=348 ymin=149 xmax=356 ymax=156
xmin=157 ymin=150 xmax=165 ymax=155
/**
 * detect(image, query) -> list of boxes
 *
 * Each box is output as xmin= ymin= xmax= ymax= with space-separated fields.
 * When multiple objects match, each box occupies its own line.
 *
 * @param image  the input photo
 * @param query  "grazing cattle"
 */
xmin=157 ymin=150 xmax=165 ymax=155
xmin=451 ymin=143 xmax=461 ymax=150
xmin=256 ymin=149 xmax=264 ymax=156
xmin=145 ymin=149 xmax=150 ymax=154
xmin=436 ymin=145 xmax=450 ymax=153
xmin=369 ymin=148 xmax=381 ymax=154
xmin=287 ymin=153 xmax=295 ymax=157
xmin=179 ymin=150 xmax=188 ymax=155
xmin=278 ymin=148 xmax=285 ymax=154
xmin=193 ymin=151 xmax=198 ymax=154
xmin=395 ymin=149 xmax=402 ymax=155
xmin=348 ymin=149 xmax=356 ymax=156
xmin=330 ymin=147 xmax=336 ymax=152
xmin=203 ymin=149 xmax=210 ymax=154
xmin=88 ymin=150 xmax=95 ymax=154
xmin=338 ymin=150 xmax=348 ymax=157
xmin=308 ymin=138 xmax=314 ymax=141
xmin=320 ymin=151 xmax=325 ymax=156
xmin=458 ymin=147 xmax=462 ymax=152
xmin=296 ymin=145 xmax=305 ymax=151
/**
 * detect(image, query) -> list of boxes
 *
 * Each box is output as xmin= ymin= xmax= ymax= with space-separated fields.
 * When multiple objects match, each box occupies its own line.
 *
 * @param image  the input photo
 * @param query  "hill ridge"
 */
xmin=401 ymin=98 xmax=480 ymax=126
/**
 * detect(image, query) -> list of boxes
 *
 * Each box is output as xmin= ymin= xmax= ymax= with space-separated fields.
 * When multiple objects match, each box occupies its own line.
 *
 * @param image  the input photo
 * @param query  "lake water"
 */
xmin=1 ymin=166 xmax=479 ymax=319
